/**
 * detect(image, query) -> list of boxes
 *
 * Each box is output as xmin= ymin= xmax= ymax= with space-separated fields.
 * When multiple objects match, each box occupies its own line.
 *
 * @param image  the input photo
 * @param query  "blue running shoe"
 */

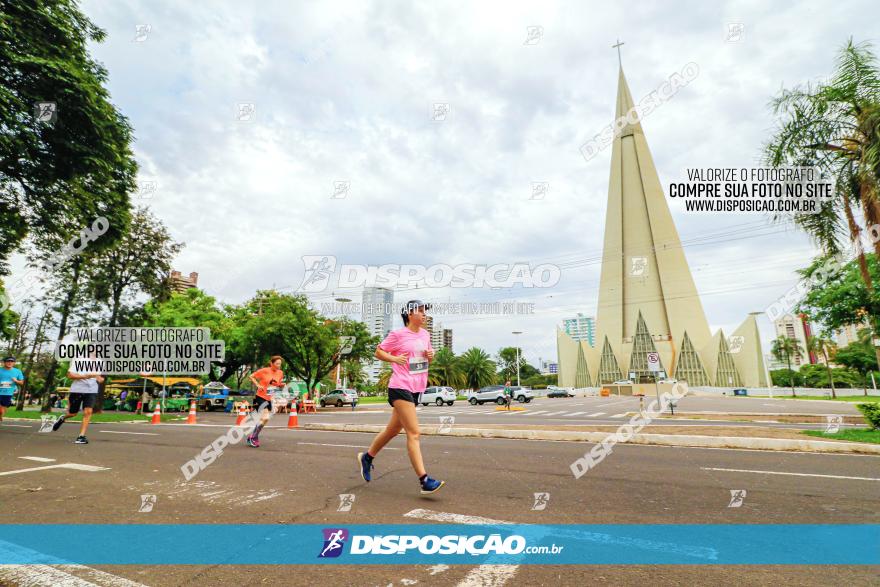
xmin=419 ymin=476 xmax=445 ymax=494
xmin=358 ymin=452 xmax=374 ymax=482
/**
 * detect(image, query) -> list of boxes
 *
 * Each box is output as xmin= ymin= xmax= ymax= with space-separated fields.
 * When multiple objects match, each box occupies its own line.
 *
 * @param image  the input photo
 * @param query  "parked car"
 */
xmin=468 ymin=385 xmax=534 ymax=405
xmin=547 ymin=388 xmax=574 ymax=398
xmin=320 ymin=389 xmax=359 ymax=407
xmin=421 ymin=386 xmax=456 ymax=406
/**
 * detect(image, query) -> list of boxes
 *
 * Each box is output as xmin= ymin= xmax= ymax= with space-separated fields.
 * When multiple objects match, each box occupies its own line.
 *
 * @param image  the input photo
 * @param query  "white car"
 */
xmin=421 ymin=386 xmax=456 ymax=406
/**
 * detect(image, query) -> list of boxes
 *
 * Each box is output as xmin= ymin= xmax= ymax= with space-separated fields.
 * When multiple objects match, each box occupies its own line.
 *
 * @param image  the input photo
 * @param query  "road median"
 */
xmin=297 ymin=422 xmax=880 ymax=455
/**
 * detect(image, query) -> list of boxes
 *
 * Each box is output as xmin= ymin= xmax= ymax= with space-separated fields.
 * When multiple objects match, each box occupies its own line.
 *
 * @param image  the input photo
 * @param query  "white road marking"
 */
xmin=541 ymin=411 xmax=567 ymax=417
xmin=297 ymin=442 xmax=399 ymax=450
xmin=1 ymin=423 xmax=32 ymax=428
xmin=0 ymin=539 xmax=147 ymax=587
xmin=521 ymin=410 xmax=547 ymax=416
xmin=610 ymin=413 xmax=628 ymax=418
xmin=19 ymin=456 xmax=56 ymax=462
xmin=250 ymin=490 xmax=283 ymax=502
xmin=99 ymin=431 xmax=159 ymax=436
xmin=0 ymin=463 xmax=110 ymax=477
xmin=563 ymin=412 xmax=587 ymax=417
xmin=701 ymin=467 xmax=880 ymax=482
xmin=588 ymin=412 xmax=606 ymax=417
xmin=405 ymin=508 xmax=512 ymax=526
xmin=404 ymin=509 xmax=529 ymax=587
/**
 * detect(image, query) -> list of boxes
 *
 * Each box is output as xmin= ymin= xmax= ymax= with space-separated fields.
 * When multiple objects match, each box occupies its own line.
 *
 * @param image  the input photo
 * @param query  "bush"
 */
xmin=857 ymin=403 xmax=880 ymax=430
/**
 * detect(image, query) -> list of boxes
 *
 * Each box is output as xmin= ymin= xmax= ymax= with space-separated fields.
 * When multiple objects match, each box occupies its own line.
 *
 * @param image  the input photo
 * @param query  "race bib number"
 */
xmin=0 ymin=381 xmax=11 ymax=389
xmin=408 ymin=356 xmax=428 ymax=374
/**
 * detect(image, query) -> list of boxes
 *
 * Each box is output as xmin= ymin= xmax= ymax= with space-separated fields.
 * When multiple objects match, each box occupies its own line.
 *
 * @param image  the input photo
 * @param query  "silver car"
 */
xmin=320 ymin=389 xmax=358 ymax=407
xmin=420 ymin=386 xmax=456 ymax=406
xmin=468 ymin=385 xmax=534 ymax=405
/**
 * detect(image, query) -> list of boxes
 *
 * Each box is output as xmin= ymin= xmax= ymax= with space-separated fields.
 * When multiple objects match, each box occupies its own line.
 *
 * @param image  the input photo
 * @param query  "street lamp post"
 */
xmin=512 ymin=331 xmax=523 ymax=387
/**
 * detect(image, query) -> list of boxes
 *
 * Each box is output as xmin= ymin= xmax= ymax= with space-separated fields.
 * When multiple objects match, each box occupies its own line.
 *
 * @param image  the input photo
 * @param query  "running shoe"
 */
xmin=419 ymin=476 xmax=445 ymax=494
xmin=358 ymin=452 xmax=374 ymax=482
xmin=74 ymin=435 xmax=88 ymax=444
xmin=246 ymin=435 xmax=260 ymax=448
xmin=52 ymin=415 xmax=66 ymax=431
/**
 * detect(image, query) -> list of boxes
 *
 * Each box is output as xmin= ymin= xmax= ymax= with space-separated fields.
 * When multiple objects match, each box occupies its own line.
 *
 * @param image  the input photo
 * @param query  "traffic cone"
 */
xmin=150 ymin=404 xmax=161 ymax=424
xmin=235 ymin=405 xmax=247 ymax=426
xmin=186 ymin=400 xmax=197 ymax=424
xmin=287 ymin=406 xmax=299 ymax=429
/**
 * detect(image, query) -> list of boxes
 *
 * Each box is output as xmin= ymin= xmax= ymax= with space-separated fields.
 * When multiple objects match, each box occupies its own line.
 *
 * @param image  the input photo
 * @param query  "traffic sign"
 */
xmin=647 ymin=352 xmax=661 ymax=372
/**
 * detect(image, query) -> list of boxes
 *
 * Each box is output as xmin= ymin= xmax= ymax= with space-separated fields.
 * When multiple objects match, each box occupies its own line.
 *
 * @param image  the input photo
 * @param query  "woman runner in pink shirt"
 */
xmin=358 ymin=300 xmax=445 ymax=494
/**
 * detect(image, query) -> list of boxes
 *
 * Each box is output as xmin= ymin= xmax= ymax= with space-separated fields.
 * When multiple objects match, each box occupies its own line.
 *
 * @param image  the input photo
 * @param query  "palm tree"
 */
xmin=771 ymin=336 xmax=805 ymax=396
xmin=458 ymin=347 xmax=496 ymax=392
xmin=805 ymin=334 xmax=838 ymax=398
xmin=766 ymin=39 xmax=880 ymax=276
xmin=377 ymin=365 xmax=392 ymax=393
xmin=766 ymin=40 xmax=880 ymax=374
xmin=428 ymin=347 xmax=466 ymax=389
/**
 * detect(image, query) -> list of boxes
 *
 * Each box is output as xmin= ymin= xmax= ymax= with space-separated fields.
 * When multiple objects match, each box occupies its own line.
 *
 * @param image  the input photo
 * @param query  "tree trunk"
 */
xmin=39 ymin=261 xmax=82 ymax=413
xmin=843 ymin=198 xmax=874 ymax=291
xmin=16 ymin=309 xmax=49 ymax=411
xmin=822 ymin=348 xmax=836 ymax=399
xmin=860 ymin=182 xmax=880 ymax=258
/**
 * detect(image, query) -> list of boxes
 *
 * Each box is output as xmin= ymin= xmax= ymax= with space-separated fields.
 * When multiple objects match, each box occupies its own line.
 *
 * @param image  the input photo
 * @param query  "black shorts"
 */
xmin=253 ymin=395 xmax=272 ymax=413
xmin=68 ymin=393 xmax=97 ymax=413
xmin=0 ymin=395 xmax=12 ymax=407
xmin=387 ymin=388 xmax=421 ymax=406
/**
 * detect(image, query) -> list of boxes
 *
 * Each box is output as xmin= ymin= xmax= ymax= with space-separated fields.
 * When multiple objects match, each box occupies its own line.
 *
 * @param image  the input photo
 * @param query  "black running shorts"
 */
xmin=387 ymin=387 xmax=422 ymax=406
xmin=68 ymin=392 xmax=97 ymax=414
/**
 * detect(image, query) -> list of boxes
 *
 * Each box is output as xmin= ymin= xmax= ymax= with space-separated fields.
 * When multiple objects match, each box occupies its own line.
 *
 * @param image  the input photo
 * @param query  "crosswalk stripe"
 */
xmin=611 ymin=413 xmax=628 ymax=418
xmin=522 ymin=410 xmax=547 ymax=416
xmin=563 ymin=412 xmax=587 ymax=417
xmin=542 ymin=411 xmax=567 ymax=416
xmin=588 ymin=412 xmax=606 ymax=417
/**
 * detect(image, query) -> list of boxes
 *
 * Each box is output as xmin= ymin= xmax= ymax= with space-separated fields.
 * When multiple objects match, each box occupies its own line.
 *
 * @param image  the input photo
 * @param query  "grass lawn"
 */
xmin=802 ymin=429 xmax=880 ymax=444
xmin=355 ymin=396 xmax=387 ymax=404
xmin=777 ymin=395 xmax=880 ymax=403
xmin=4 ymin=409 xmax=182 ymax=423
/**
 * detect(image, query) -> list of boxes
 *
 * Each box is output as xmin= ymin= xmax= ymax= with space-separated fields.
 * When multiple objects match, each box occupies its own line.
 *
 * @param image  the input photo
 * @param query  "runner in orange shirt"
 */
xmin=246 ymin=356 xmax=284 ymax=448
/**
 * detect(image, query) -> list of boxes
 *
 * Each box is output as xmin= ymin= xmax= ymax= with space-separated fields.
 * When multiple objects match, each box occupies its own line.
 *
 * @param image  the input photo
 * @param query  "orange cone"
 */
xmin=287 ymin=406 xmax=299 ymax=429
xmin=186 ymin=400 xmax=197 ymax=424
xmin=150 ymin=404 xmax=161 ymax=424
xmin=235 ymin=404 xmax=247 ymax=426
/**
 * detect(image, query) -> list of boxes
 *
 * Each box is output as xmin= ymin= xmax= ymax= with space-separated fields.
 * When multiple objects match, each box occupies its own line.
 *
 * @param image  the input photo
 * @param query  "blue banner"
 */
xmin=0 ymin=524 xmax=876 ymax=565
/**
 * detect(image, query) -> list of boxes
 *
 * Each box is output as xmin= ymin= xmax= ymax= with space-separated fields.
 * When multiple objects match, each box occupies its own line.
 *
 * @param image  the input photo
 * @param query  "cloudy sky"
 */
xmin=51 ymin=0 xmax=878 ymax=364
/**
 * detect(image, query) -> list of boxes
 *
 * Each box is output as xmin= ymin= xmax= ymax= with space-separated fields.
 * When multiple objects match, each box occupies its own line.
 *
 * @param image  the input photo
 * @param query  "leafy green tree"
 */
xmin=88 ymin=207 xmax=183 ymax=327
xmin=834 ymin=328 xmax=878 ymax=394
xmin=771 ymin=336 xmax=804 ymax=396
xmin=143 ymin=288 xmax=246 ymax=382
xmin=0 ymin=0 xmax=137 ymax=272
xmin=797 ymin=254 xmax=880 ymax=335
xmin=428 ymin=347 xmax=466 ymax=389
xmin=805 ymin=335 xmax=839 ymax=396
xmin=240 ymin=291 xmax=376 ymax=397
xmin=459 ymin=347 xmax=496 ymax=391
xmin=495 ymin=347 xmax=524 ymax=383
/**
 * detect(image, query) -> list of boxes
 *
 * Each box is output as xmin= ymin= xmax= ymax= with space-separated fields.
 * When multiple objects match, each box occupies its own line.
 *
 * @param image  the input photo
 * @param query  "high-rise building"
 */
xmin=773 ymin=314 xmax=822 ymax=366
xmin=362 ymin=287 xmax=394 ymax=382
xmin=557 ymin=64 xmax=768 ymax=388
xmin=833 ymin=322 xmax=868 ymax=348
xmin=170 ymin=270 xmax=198 ymax=293
xmin=442 ymin=329 xmax=453 ymax=352
xmin=562 ymin=313 xmax=596 ymax=346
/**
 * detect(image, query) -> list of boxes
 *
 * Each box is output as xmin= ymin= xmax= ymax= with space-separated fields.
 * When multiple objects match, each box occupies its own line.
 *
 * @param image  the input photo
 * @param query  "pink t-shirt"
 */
xmin=378 ymin=327 xmax=433 ymax=393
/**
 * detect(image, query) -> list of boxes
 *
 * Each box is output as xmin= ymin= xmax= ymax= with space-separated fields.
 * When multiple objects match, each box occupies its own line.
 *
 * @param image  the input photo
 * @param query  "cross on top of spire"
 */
xmin=612 ymin=38 xmax=624 ymax=67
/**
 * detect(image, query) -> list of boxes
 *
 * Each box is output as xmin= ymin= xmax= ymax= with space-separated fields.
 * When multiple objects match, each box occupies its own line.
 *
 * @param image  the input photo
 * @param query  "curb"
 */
xmin=299 ymin=423 xmax=880 ymax=455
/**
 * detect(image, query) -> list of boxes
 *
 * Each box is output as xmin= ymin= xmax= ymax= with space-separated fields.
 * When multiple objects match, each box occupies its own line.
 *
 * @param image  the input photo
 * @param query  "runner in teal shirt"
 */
xmin=0 ymin=356 xmax=25 ymax=422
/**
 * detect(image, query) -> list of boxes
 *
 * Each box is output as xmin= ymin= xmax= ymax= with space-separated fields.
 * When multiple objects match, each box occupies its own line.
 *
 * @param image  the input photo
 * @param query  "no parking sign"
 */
xmin=646 ymin=352 xmax=661 ymax=372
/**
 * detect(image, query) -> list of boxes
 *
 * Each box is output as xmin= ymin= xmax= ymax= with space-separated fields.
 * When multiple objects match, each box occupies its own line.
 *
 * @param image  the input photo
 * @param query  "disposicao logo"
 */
xmin=318 ymin=528 xmax=349 ymax=558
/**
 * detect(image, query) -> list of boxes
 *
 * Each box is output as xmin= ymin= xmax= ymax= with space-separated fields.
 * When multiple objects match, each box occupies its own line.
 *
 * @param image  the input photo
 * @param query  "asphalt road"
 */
xmin=1 ymin=415 xmax=878 ymax=586
xmin=286 ymin=394 xmax=868 ymax=430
